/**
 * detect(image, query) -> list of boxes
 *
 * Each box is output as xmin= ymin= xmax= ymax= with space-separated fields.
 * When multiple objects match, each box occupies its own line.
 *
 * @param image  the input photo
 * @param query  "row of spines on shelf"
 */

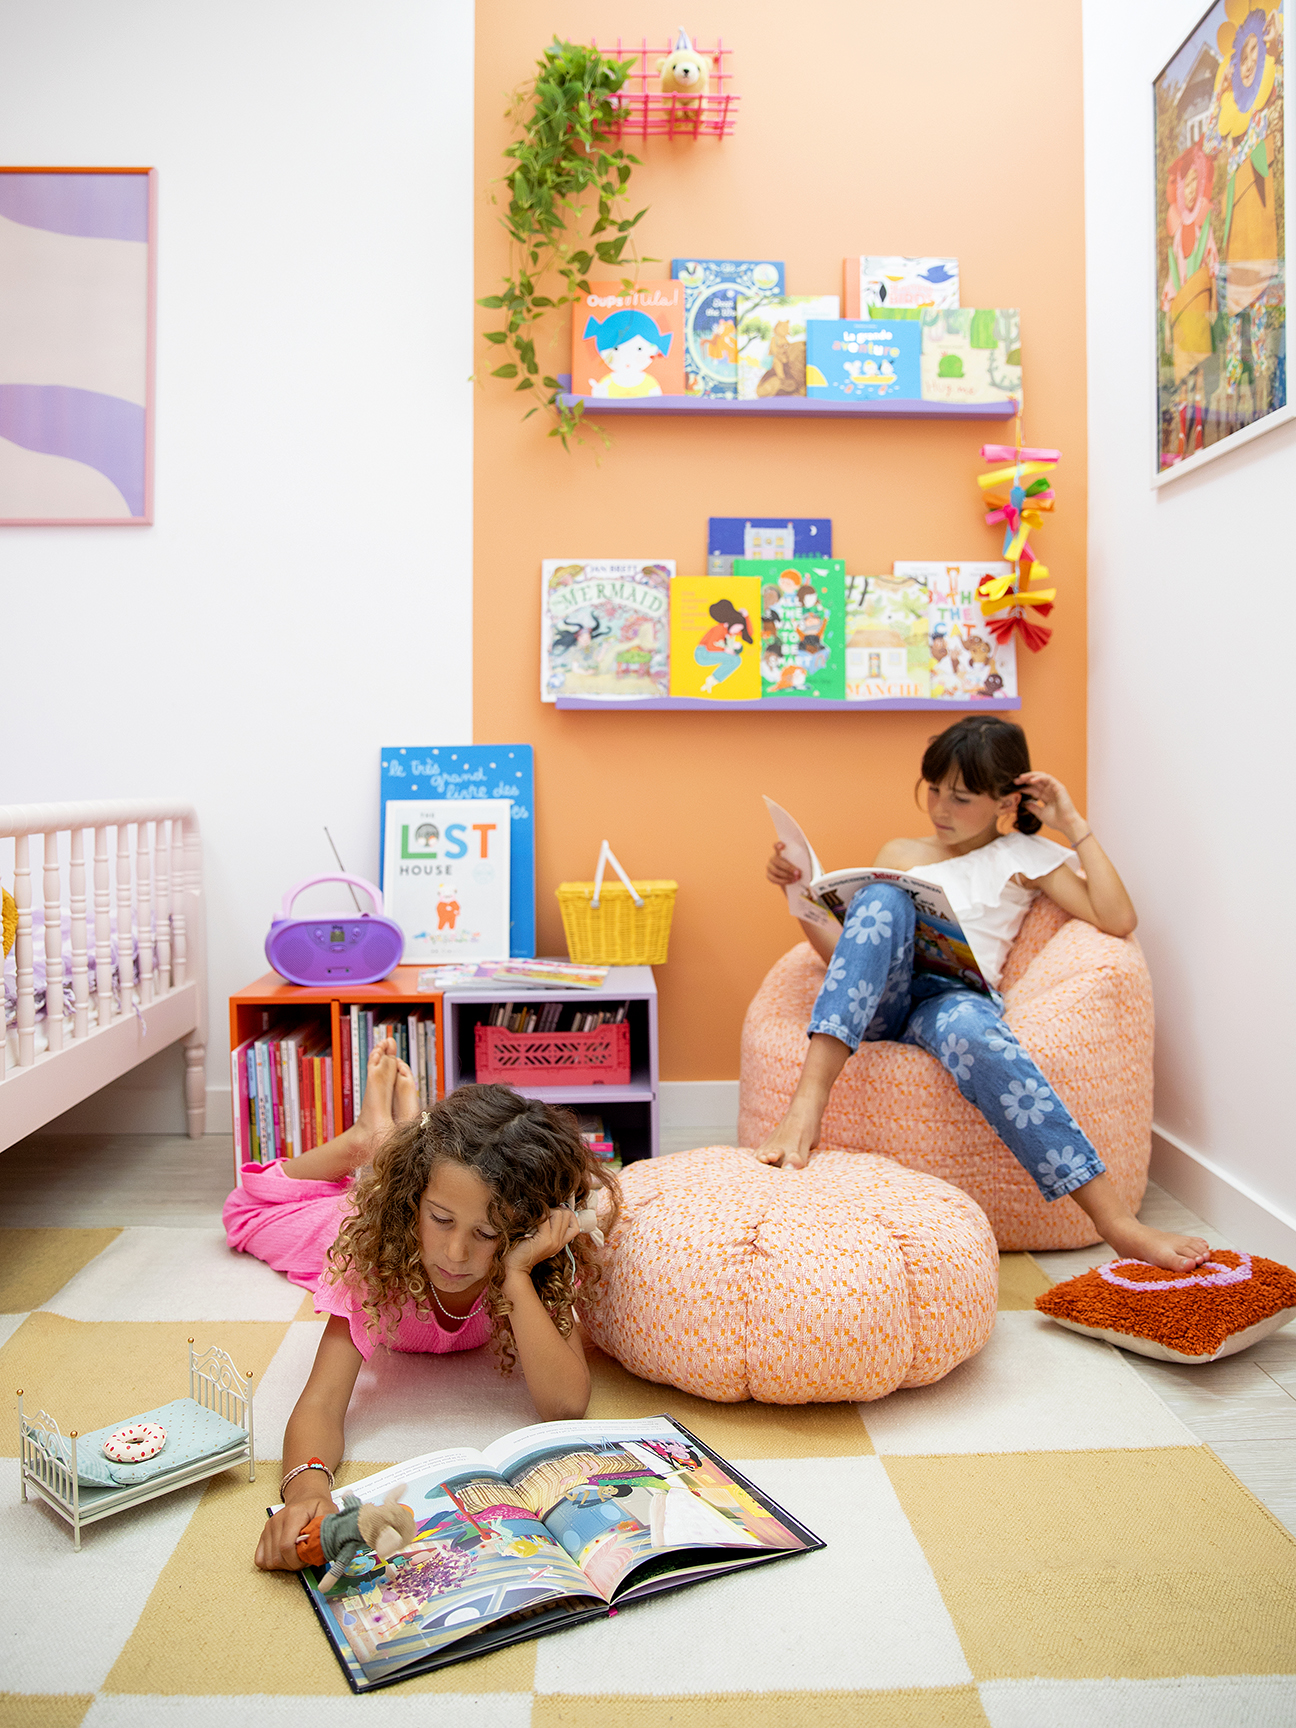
xmin=232 ymin=1006 xmax=439 ymax=1166
xmin=486 ymin=1001 xmax=629 ymax=1034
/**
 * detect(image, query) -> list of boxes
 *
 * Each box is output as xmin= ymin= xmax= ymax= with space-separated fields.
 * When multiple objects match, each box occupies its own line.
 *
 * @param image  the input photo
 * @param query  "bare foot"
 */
xmin=392 ymin=1059 xmax=419 ymax=1125
xmin=354 ymin=1038 xmax=398 ymax=1158
xmin=1100 ymin=1215 xmax=1211 ymax=1274
xmin=754 ymin=1107 xmax=817 ymax=1170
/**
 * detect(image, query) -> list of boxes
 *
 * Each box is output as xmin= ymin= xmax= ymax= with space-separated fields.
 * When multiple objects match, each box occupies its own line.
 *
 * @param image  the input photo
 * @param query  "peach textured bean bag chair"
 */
xmin=737 ymin=899 xmax=1153 ymax=1252
xmin=582 ymin=1145 xmax=998 ymax=1404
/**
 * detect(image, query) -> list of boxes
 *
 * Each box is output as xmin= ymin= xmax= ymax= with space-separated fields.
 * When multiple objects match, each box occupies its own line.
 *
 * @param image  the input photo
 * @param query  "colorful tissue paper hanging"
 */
xmin=974 ymin=430 xmax=1060 ymax=651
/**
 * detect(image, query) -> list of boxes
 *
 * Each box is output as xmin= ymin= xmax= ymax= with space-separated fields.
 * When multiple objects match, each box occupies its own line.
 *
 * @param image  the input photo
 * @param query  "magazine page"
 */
xmin=293 ymin=1448 xmax=600 ymax=1689
xmin=808 ymin=868 xmax=990 ymax=994
xmin=483 ymin=1417 xmax=812 ymax=1603
xmin=762 ymin=797 xmax=834 ymax=930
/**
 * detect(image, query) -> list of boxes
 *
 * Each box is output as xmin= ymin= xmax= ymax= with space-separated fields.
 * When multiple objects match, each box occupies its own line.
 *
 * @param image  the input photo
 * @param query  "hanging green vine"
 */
xmin=479 ymin=39 xmax=648 ymax=446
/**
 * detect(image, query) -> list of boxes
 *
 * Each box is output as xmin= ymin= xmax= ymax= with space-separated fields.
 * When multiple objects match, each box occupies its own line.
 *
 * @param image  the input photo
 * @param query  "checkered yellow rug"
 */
xmin=3 ymin=1226 xmax=1295 ymax=1727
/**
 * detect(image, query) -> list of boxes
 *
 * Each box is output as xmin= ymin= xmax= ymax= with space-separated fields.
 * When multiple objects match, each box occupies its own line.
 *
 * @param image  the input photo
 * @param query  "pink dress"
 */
xmin=223 ymin=1161 xmax=492 ymax=1361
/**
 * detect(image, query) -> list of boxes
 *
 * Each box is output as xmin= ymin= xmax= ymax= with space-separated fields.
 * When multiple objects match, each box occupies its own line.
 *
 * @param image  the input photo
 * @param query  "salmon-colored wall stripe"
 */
xmin=473 ymin=0 xmax=1088 ymax=1083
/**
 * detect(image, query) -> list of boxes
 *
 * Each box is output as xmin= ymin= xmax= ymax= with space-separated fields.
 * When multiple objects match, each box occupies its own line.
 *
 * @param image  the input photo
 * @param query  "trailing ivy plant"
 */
xmin=479 ymin=39 xmax=648 ymax=447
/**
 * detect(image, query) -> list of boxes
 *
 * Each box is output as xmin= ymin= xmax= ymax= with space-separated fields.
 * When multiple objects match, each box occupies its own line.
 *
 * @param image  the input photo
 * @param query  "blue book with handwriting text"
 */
xmin=380 ymin=747 xmax=534 ymax=957
xmin=806 ymin=320 xmax=921 ymax=401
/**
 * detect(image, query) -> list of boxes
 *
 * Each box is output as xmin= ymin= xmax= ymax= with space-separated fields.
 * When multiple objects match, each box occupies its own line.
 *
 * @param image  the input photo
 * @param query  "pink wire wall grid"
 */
xmin=591 ymin=35 xmax=738 ymax=140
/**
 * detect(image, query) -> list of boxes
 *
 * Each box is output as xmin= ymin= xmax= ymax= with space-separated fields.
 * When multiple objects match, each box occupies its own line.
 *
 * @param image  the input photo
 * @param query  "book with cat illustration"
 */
xmin=764 ymin=796 xmax=991 ymax=993
xmin=288 ymin=1415 xmax=821 ymax=1691
xmin=735 ymin=293 xmax=839 ymax=398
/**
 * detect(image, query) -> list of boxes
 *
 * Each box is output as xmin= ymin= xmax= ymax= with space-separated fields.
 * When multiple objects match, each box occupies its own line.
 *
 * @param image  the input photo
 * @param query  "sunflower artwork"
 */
xmin=1154 ymin=1 xmax=1288 ymax=475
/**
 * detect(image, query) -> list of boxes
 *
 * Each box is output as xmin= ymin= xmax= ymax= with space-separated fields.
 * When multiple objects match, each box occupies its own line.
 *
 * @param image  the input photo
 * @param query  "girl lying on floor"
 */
xmin=760 ymin=714 xmax=1208 ymax=1274
xmin=223 ymin=1062 xmax=619 ymax=1570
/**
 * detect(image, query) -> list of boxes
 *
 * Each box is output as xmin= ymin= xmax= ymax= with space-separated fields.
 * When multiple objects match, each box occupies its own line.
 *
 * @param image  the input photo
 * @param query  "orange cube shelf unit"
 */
xmin=228 ymin=967 xmax=445 ymax=1180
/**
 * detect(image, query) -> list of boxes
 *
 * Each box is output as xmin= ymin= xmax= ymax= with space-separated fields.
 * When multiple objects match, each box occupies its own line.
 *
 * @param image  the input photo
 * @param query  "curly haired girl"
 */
xmin=222 ymin=1049 xmax=619 ymax=1571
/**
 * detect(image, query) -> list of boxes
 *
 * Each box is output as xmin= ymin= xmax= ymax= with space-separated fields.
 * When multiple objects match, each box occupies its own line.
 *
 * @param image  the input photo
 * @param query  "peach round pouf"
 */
xmin=581 ymin=1145 xmax=998 ymax=1404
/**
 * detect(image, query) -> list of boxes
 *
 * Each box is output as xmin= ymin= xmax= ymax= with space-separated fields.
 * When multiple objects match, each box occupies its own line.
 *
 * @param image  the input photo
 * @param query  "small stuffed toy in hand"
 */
xmin=296 ymin=1485 xmax=417 ymax=1591
xmin=658 ymin=28 xmax=710 ymax=102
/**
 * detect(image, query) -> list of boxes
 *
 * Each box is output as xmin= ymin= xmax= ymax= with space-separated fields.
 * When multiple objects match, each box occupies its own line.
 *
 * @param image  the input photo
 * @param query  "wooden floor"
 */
xmin=5 ymin=1126 xmax=1293 ymax=1535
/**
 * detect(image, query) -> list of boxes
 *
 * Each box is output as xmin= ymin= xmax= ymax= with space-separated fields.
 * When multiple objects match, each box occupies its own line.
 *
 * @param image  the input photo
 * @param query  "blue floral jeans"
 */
xmin=809 ymin=882 xmax=1105 ymax=1203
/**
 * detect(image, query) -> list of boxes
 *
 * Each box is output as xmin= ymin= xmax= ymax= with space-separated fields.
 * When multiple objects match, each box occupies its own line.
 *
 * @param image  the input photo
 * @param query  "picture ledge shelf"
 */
xmin=554 ymin=696 xmax=1023 ymax=713
xmin=556 ymin=376 xmax=1017 ymax=420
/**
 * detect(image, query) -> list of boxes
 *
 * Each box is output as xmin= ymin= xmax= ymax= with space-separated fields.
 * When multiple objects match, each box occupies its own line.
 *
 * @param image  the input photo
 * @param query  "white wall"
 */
xmin=1084 ymin=0 xmax=1296 ymax=1238
xmin=1 ymin=0 xmax=474 ymax=1129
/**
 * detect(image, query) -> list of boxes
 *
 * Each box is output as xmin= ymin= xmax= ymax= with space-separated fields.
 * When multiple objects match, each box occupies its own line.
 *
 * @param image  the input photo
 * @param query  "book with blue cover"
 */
xmin=671 ymin=259 xmax=785 ymax=398
xmin=806 ymin=320 xmax=922 ymax=401
xmin=707 ymin=517 xmax=831 ymax=576
xmin=380 ymin=747 xmax=535 ymax=958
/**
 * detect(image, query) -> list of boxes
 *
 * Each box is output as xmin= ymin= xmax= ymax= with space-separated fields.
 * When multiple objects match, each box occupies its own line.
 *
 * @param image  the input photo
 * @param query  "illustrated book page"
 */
xmin=707 ymin=516 xmax=832 ymax=575
xmin=671 ymin=259 xmax=785 ymax=397
xmin=570 ymin=281 xmax=685 ymax=398
xmin=381 ymin=798 xmax=511 ymax=964
xmin=734 ymin=559 xmax=846 ymax=699
xmin=843 ymin=255 xmax=960 ymax=316
xmin=805 ymin=319 xmax=922 ymax=401
xmin=541 ymin=559 xmax=673 ymax=701
xmin=735 ymin=294 xmax=840 ymax=398
xmin=892 ymin=561 xmax=1018 ymax=700
xmin=919 ymin=308 xmax=1021 ymax=406
xmin=669 ymin=575 xmax=761 ymax=700
xmin=844 ymin=572 xmax=932 ymax=699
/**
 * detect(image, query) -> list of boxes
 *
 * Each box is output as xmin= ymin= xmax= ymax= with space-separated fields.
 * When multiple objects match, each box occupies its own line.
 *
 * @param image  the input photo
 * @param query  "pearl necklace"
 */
xmin=428 ymin=1281 xmax=487 ymax=1326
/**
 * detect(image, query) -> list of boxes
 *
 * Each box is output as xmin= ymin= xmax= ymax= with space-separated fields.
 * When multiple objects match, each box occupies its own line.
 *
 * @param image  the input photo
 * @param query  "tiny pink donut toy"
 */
xmin=102 ymin=1422 xmax=167 ymax=1464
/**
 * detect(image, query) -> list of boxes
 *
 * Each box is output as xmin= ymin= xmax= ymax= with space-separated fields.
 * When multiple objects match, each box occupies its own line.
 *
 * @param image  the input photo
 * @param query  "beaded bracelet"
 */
xmin=280 ymin=1456 xmax=335 ymax=1497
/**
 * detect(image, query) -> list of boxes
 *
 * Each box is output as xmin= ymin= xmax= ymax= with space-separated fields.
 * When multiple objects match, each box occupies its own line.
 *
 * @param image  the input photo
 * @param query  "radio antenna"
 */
xmin=324 ymin=827 xmax=364 ymax=912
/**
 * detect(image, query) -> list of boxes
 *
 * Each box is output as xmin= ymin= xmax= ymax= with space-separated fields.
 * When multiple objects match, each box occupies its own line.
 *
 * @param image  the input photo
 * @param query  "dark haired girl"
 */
xmin=695 ymin=597 xmax=753 ymax=693
xmin=761 ymin=715 xmax=1208 ymax=1273
xmin=223 ymin=1051 xmax=620 ymax=1570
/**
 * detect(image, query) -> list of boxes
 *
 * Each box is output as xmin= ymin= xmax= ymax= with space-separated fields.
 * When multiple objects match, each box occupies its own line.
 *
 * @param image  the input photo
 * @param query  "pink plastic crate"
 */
xmin=474 ymin=1022 xmax=631 ymax=1087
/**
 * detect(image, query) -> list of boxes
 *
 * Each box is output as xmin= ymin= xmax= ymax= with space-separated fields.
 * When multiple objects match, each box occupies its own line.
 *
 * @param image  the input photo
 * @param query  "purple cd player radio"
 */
xmin=264 ymin=875 xmax=404 ymax=987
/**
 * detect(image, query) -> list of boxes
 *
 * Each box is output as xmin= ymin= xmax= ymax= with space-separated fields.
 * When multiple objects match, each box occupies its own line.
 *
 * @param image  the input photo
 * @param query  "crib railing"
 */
xmin=0 ymin=800 xmax=205 ymax=1124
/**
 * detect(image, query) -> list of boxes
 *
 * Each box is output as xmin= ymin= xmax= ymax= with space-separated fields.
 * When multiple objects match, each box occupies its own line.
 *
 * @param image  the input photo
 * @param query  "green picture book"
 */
xmin=734 ymin=558 xmax=847 ymax=700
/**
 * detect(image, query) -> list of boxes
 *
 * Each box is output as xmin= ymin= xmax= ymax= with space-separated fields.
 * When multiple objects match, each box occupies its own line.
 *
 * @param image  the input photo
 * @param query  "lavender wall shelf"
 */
xmin=554 ymin=696 xmax=1022 ymax=713
xmin=557 ymin=376 xmax=1016 ymax=421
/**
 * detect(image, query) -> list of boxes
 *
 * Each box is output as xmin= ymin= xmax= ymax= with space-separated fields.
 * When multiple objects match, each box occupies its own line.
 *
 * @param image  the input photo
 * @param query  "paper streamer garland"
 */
xmin=974 ymin=427 xmax=1059 ymax=652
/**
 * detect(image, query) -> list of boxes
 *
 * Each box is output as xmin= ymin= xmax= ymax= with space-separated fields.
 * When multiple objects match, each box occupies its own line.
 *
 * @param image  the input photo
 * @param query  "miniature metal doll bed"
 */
xmin=0 ymin=800 xmax=207 ymax=1150
xmin=18 ymin=1341 xmax=254 ymax=1548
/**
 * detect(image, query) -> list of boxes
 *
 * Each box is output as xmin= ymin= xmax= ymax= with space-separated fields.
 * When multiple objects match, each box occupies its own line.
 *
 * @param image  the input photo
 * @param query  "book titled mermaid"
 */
xmin=570 ymin=282 xmax=685 ymax=398
xmin=733 ymin=558 xmax=847 ymax=699
xmin=541 ymin=560 xmax=673 ymax=701
xmin=671 ymin=258 xmax=785 ymax=398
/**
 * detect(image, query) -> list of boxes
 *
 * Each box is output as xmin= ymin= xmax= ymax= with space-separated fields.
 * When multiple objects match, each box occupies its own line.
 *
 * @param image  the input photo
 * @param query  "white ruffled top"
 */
xmin=907 ymin=831 xmax=1077 ymax=989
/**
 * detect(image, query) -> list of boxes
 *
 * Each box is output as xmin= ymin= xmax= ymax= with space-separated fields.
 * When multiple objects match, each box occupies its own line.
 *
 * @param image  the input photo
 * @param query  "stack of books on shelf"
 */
xmin=485 ymin=1002 xmax=628 ymax=1034
xmin=342 ymin=1007 xmax=439 ymax=1130
xmin=575 ymin=1112 xmax=619 ymax=1165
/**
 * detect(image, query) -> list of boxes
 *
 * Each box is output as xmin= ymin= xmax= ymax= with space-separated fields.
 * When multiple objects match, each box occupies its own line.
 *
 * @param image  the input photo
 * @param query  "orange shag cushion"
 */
xmin=1035 ymin=1250 xmax=1296 ymax=1363
xmin=582 ymin=1146 xmax=998 ymax=1404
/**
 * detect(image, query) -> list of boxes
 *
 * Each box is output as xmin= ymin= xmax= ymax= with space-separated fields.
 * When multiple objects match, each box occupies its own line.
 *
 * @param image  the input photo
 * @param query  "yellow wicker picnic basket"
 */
xmin=556 ymin=842 xmax=677 ymax=966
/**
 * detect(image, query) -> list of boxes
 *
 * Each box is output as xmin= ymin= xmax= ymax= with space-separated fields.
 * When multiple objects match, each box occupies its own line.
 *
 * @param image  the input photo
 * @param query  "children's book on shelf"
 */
xmin=381 ymin=748 xmax=534 ymax=958
xmin=893 ymin=561 xmax=1018 ymax=701
xmin=571 ymin=281 xmax=685 ymax=398
xmin=336 ymin=1006 xmax=439 ymax=1131
xmin=671 ymin=258 xmax=785 ymax=397
xmin=763 ymin=797 xmax=990 ymax=993
xmin=919 ymin=309 xmax=1021 ymax=407
xmin=707 ymin=517 xmax=831 ymax=576
xmin=289 ymin=1415 xmax=821 ymax=1692
xmin=805 ymin=319 xmax=922 ymax=401
xmin=541 ymin=560 xmax=672 ymax=702
xmin=844 ymin=572 xmax=933 ymax=700
xmin=485 ymin=1000 xmax=626 ymax=1033
xmin=232 ymin=1021 xmax=337 ymax=1165
xmin=669 ymin=575 xmax=761 ymax=700
xmin=735 ymin=293 xmax=840 ymax=398
xmin=381 ymin=800 xmax=511 ymax=964
xmin=843 ymin=255 xmax=960 ymax=317
xmin=575 ymin=1112 xmax=618 ymax=1163
xmin=733 ymin=558 xmax=847 ymax=700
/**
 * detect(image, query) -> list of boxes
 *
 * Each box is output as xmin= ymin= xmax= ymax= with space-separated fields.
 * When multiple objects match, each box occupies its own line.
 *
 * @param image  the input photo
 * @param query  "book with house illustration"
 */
xmin=844 ymin=572 xmax=933 ymax=700
xmin=570 ymin=281 xmax=686 ymax=398
xmin=735 ymin=293 xmax=840 ymax=398
xmin=843 ymin=255 xmax=960 ymax=317
xmin=381 ymin=798 xmax=511 ymax=964
xmin=805 ymin=318 xmax=922 ymax=401
xmin=919 ymin=308 xmax=1021 ymax=407
xmin=541 ymin=560 xmax=673 ymax=701
xmin=669 ymin=575 xmax=761 ymax=700
xmin=893 ymin=561 xmax=1018 ymax=701
xmin=291 ymin=1415 xmax=821 ymax=1692
xmin=707 ymin=516 xmax=832 ymax=575
xmin=733 ymin=558 xmax=847 ymax=700
xmin=764 ymin=797 xmax=990 ymax=993
xmin=671 ymin=258 xmax=785 ymax=397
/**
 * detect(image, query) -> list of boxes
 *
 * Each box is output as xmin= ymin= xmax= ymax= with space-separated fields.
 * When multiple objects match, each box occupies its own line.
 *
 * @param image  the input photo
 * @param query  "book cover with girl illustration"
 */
xmin=541 ymin=559 xmax=673 ymax=701
xmin=571 ymin=282 xmax=685 ymax=398
xmin=671 ymin=258 xmax=785 ymax=397
xmin=734 ymin=558 xmax=846 ymax=699
xmin=669 ymin=576 xmax=760 ymax=700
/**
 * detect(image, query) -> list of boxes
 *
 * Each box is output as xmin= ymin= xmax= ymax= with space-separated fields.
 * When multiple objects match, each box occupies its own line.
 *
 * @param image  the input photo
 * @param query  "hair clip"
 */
xmin=419 ymin=1111 xmax=430 ymax=1129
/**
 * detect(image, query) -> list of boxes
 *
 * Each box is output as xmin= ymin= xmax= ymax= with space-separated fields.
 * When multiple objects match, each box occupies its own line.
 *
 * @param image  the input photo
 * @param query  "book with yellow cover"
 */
xmin=669 ymin=576 xmax=761 ymax=700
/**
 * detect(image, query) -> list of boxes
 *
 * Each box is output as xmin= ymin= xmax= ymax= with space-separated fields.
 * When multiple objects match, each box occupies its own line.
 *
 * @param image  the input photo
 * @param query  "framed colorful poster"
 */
xmin=1154 ymin=3 xmax=1291 ymax=482
xmin=0 ymin=167 xmax=156 ymax=523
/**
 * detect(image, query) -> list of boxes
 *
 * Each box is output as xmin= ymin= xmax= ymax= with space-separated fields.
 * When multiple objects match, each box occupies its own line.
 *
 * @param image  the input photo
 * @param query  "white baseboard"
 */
xmin=658 ymin=1080 xmax=739 ymax=1129
xmin=1151 ymin=1123 xmax=1296 ymax=1263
